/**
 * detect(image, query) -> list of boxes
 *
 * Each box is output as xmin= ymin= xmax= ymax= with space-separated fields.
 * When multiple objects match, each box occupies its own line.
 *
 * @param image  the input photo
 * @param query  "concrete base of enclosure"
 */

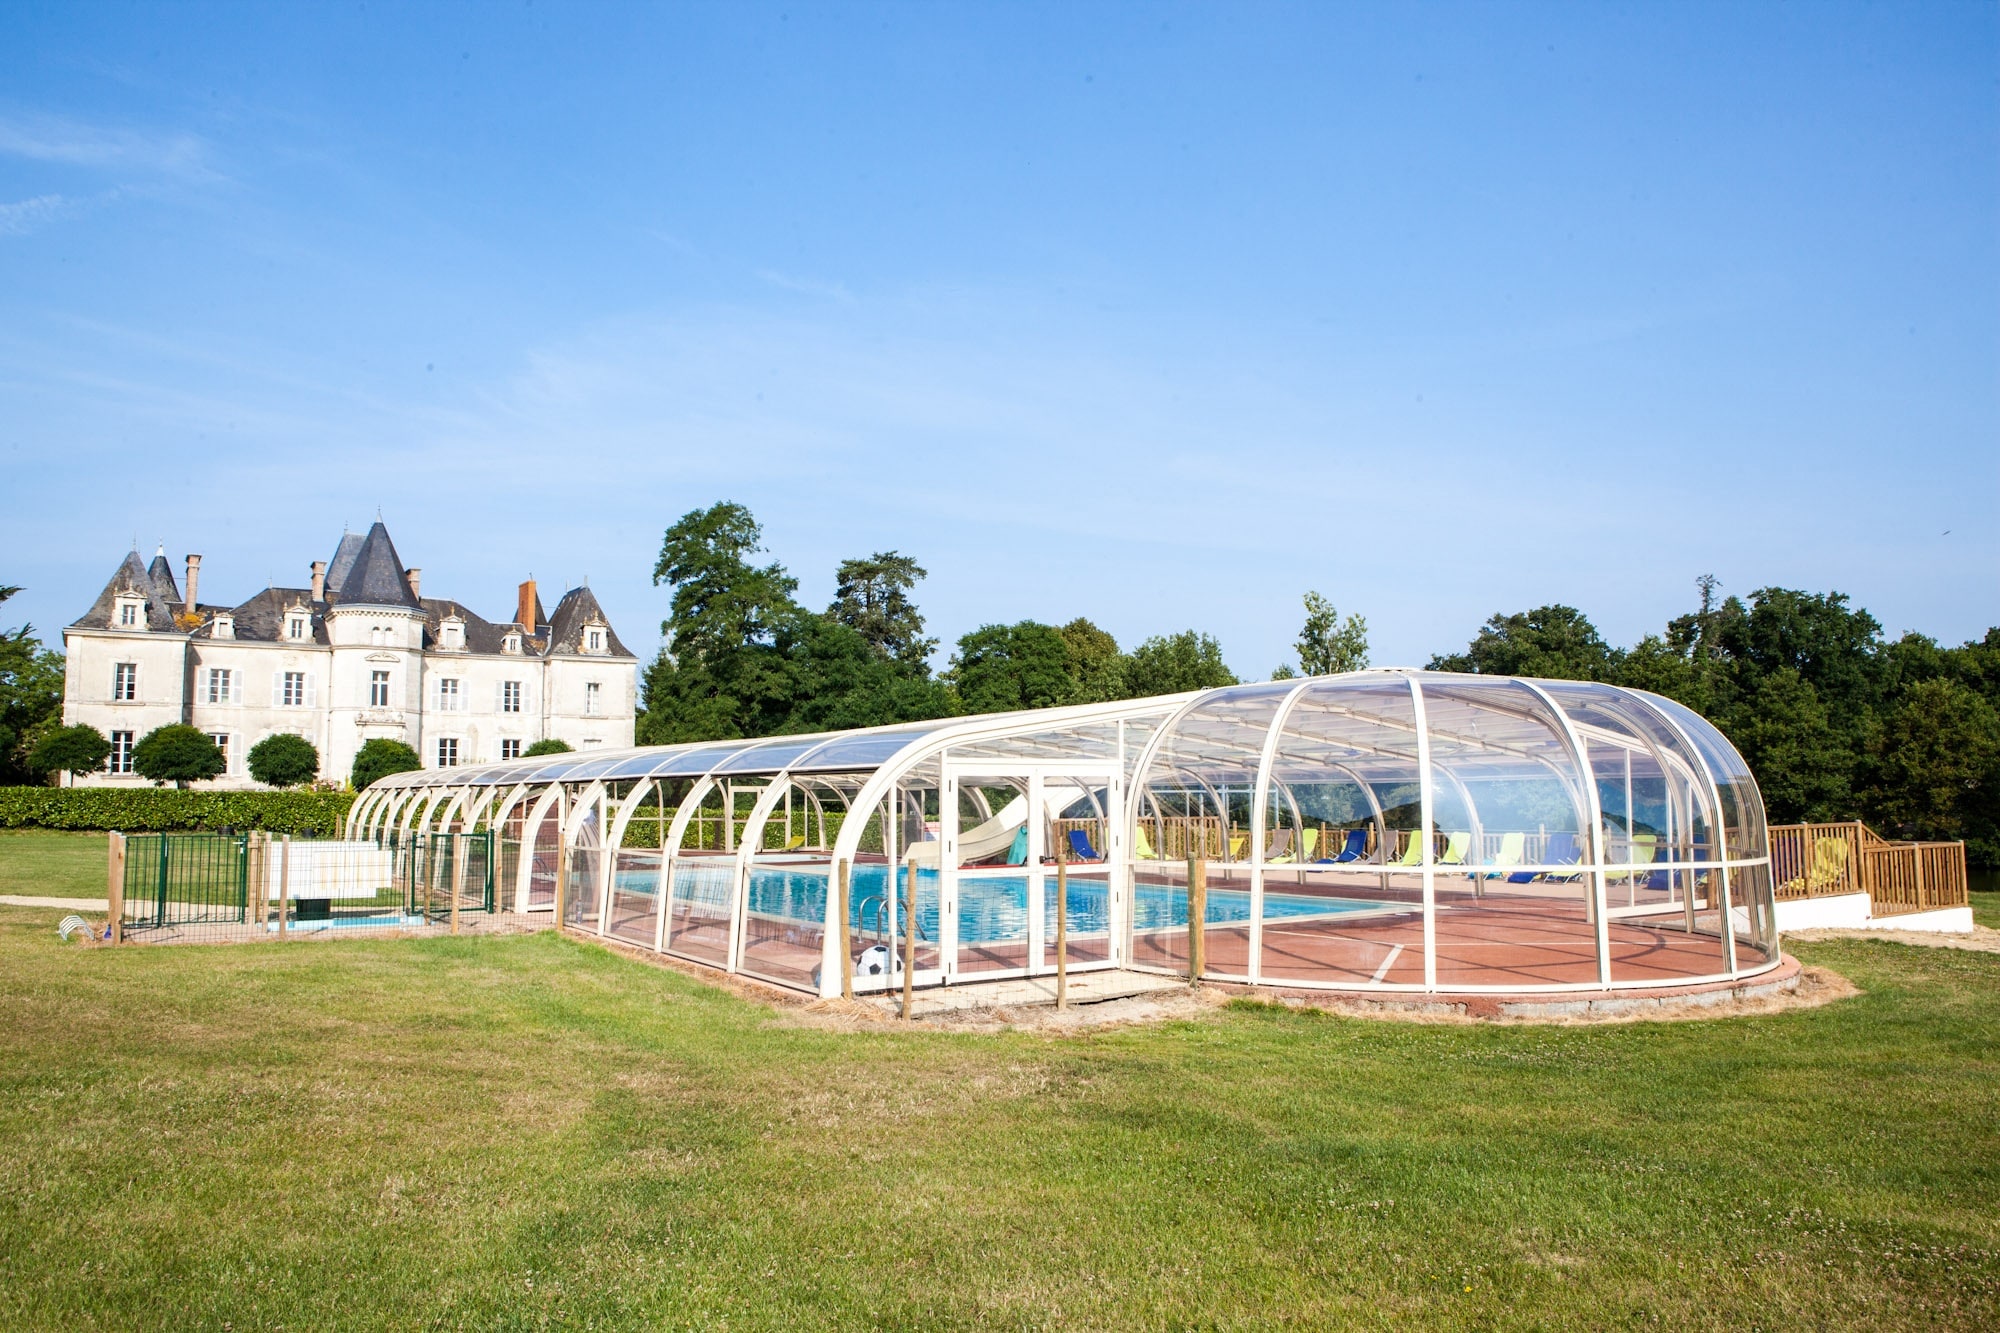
xmin=1211 ymin=953 xmax=1806 ymax=1021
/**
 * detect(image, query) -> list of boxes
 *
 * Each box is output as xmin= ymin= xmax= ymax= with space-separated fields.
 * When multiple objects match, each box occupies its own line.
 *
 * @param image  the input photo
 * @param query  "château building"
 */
xmin=61 ymin=521 xmax=637 ymax=788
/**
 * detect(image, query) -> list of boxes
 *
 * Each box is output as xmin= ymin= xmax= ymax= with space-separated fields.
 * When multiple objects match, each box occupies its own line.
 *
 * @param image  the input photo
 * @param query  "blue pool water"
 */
xmin=267 ymin=913 xmax=426 ymax=933
xmin=616 ymin=863 xmax=1377 ymax=944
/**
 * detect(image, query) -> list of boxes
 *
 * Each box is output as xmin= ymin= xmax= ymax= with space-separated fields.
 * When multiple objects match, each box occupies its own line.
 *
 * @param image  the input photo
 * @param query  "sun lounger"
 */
xmin=1066 ymin=828 xmax=1101 ymax=862
xmin=1005 ymin=825 xmax=1029 ymax=866
xmin=1266 ymin=828 xmax=1296 ymax=863
xmin=1229 ymin=833 xmax=1247 ymax=860
xmin=1508 ymin=831 xmax=1580 ymax=883
xmin=1318 ymin=828 xmax=1369 ymax=863
xmin=1439 ymin=832 xmax=1470 ymax=865
xmin=1134 ymin=825 xmax=1157 ymax=860
xmin=1484 ymin=831 xmax=1525 ymax=880
xmin=1394 ymin=830 xmax=1428 ymax=867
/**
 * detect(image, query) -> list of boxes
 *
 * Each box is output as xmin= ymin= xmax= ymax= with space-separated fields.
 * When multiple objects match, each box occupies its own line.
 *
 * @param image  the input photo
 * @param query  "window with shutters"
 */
xmin=370 ymin=670 xmax=390 ymax=708
xmin=109 ymin=731 xmax=135 ymax=774
xmin=436 ymin=737 xmax=459 ymax=768
xmin=500 ymin=739 xmax=522 ymax=760
xmin=205 ymin=668 xmax=233 ymax=704
xmin=437 ymin=678 xmax=461 ymax=712
xmin=112 ymin=662 xmax=138 ymax=701
xmin=208 ymin=733 xmax=231 ymax=773
xmin=281 ymin=671 xmax=308 ymax=707
xmin=500 ymin=680 xmax=522 ymax=713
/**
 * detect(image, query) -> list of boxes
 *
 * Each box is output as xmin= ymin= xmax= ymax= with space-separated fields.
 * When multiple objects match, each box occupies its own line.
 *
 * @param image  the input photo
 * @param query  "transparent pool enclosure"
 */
xmin=349 ymin=671 xmax=1781 ymax=996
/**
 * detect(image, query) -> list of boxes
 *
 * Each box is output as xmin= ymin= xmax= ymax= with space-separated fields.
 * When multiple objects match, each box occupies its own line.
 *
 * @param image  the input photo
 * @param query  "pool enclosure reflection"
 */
xmin=347 ymin=671 xmax=1780 ymax=996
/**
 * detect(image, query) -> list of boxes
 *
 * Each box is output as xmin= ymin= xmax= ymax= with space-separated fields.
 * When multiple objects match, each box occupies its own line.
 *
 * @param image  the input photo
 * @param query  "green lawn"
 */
xmin=0 ymin=908 xmax=1993 ymax=1330
xmin=0 ymin=830 xmax=110 ymax=899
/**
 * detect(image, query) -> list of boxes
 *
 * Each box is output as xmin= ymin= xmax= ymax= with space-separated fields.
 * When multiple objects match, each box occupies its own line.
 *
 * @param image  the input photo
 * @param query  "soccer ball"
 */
xmin=855 ymin=944 xmax=901 ymax=977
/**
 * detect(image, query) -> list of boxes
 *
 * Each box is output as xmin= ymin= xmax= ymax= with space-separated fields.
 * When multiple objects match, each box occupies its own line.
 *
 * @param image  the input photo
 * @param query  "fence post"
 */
xmin=1056 ymin=848 xmax=1069 ymax=1010
xmin=838 ymin=858 xmax=853 ymax=1000
xmin=901 ymin=869 xmax=916 ymax=1022
xmin=155 ymin=832 xmax=169 ymax=930
xmin=1187 ymin=848 xmax=1206 ymax=984
xmin=106 ymin=832 xmax=125 ymax=945
xmin=450 ymin=832 xmax=465 ymax=936
xmin=278 ymin=835 xmax=291 ymax=939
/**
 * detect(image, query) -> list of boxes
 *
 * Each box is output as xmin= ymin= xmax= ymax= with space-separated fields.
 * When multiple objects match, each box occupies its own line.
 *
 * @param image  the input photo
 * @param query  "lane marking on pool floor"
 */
xmin=1369 ymin=944 xmax=1405 ymax=982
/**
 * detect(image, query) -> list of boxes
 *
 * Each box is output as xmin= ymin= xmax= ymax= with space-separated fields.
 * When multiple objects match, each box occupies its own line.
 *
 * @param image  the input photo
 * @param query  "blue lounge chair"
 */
xmin=1507 ymin=831 xmax=1580 ymax=883
xmin=1315 ymin=828 xmax=1369 ymax=863
xmin=1067 ymin=828 xmax=1101 ymax=861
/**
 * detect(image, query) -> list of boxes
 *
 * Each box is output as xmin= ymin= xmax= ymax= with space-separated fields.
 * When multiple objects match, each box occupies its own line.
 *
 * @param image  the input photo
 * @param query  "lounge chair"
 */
xmin=1005 ymin=825 xmax=1029 ymax=866
xmin=1134 ymin=825 xmax=1158 ymax=860
xmin=783 ymin=833 xmax=807 ymax=852
xmin=1394 ymin=830 xmax=1428 ymax=867
xmin=1439 ymin=832 xmax=1470 ymax=866
xmin=1808 ymin=836 xmax=1850 ymax=893
xmin=1067 ymin=828 xmax=1101 ymax=861
xmin=1508 ymin=831 xmax=1580 ymax=883
xmin=1318 ymin=828 xmax=1369 ymax=863
xmin=1265 ymin=828 xmax=1296 ymax=863
xmin=1229 ymin=833 xmax=1247 ymax=861
xmin=1483 ymin=831 xmax=1525 ymax=880
xmin=1299 ymin=828 xmax=1320 ymax=860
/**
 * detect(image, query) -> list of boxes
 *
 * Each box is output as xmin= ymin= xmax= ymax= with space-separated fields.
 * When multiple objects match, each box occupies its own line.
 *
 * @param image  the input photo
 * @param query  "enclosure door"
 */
xmin=938 ymin=761 xmax=1122 ymax=985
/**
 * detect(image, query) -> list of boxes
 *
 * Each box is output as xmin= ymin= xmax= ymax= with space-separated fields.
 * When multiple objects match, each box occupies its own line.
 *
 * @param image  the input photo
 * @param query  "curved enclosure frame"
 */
xmin=352 ymin=671 xmax=1779 ymax=996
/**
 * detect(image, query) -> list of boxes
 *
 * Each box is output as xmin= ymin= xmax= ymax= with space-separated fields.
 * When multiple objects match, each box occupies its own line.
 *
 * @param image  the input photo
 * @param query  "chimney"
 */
xmin=516 ymin=579 xmax=538 ymax=635
xmin=310 ymin=560 xmax=327 ymax=603
xmin=184 ymin=554 xmax=201 ymax=611
xmin=405 ymin=567 xmax=421 ymax=601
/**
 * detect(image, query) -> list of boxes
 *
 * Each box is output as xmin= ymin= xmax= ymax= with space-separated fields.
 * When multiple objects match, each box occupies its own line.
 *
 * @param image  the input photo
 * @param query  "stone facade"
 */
xmin=62 ymin=523 xmax=637 ymax=788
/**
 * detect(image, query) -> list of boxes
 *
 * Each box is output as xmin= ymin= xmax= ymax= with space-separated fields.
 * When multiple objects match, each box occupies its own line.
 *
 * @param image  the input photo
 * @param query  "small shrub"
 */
xmin=523 ymin=738 xmax=573 ymax=757
xmin=26 ymin=724 xmax=110 ymax=778
xmin=248 ymin=734 xmax=320 ymax=788
xmin=132 ymin=725 xmax=225 ymax=788
xmin=352 ymin=739 xmax=422 ymax=791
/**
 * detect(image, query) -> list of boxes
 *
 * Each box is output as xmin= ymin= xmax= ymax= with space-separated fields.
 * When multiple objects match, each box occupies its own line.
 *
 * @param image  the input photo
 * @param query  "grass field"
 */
xmin=0 ymin=888 xmax=1995 ymax=1331
xmin=0 ymin=831 xmax=111 ymax=899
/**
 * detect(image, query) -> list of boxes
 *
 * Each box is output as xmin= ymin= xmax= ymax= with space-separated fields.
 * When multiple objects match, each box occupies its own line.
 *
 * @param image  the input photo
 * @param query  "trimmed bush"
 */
xmin=0 ymin=787 xmax=356 ymax=835
xmin=352 ymin=739 xmax=422 ymax=792
xmin=523 ymin=738 xmax=573 ymax=757
xmin=132 ymin=725 xmax=225 ymax=787
xmin=248 ymin=733 xmax=321 ymax=788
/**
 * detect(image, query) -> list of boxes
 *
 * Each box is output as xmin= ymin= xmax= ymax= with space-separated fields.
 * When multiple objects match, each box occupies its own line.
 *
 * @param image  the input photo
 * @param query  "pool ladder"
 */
xmin=855 ymin=890 xmax=928 ymax=943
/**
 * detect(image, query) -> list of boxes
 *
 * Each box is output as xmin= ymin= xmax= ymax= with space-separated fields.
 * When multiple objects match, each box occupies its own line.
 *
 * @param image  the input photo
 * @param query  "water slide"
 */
xmin=902 ymin=788 xmax=1088 ymax=867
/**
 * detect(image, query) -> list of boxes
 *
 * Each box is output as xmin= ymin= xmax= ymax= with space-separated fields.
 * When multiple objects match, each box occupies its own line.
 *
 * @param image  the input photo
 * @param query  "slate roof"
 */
xmin=335 ymin=521 xmax=421 ymax=609
xmin=419 ymin=598 xmax=516 ymax=656
xmin=194 ymin=587 xmax=328 ymax=645
xmin=73 ymin=523 xmax=631 ymax=658
xmin=542 ymin=585 xmax=635 ymax=658
xmin=324 ymin=531 xmax=366 ymax=594
xmin=69 ymin=551 xmax=181 ymax=632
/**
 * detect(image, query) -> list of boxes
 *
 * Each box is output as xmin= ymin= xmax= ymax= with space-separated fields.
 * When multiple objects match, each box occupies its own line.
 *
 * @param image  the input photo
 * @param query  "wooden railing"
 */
xmin=1769 ymin=819 xmax=1967 ymax=917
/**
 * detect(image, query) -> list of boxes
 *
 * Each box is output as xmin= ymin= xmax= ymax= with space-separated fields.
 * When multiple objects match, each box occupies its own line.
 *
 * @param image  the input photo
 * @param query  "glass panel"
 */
xmin=523 ymin=793 xmax=562 ymax=911
xmin=1137 ymin=682 xmax=1297 ymax=872
xmin=1259 ymin=679 xmax=1430 ymax=986
xmin=737 ymin=859 xmax=829 ymax=991
xmin=1043 ymin=867 xmax=1112 ymax=968
xmin=663 ymin=854 xmax=734 ymax=967
xmin=606 ymin=847 xmax=663 ymax=944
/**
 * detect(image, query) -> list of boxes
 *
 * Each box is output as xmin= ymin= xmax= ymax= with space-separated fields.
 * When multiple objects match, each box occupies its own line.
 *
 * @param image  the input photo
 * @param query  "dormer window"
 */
xmin=503 ymin=632 xmax=522 ymax=655
xmin=212 ymin=613 xmax=234 ymax=640
xmin=585 ymin=626 xmax=605 ymax=653
xmin=440 ymin=617 xmax=465 ymax=651
xmin=287 ymin=614 xmax=310 ymax=641
xmin=115 ymin=596 xmax=143 ymax=629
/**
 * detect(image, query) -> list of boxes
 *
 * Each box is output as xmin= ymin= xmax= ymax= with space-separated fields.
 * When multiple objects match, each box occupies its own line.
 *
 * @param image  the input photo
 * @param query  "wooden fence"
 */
xmin=1769 ymin=820 xmax=1967 ymax=917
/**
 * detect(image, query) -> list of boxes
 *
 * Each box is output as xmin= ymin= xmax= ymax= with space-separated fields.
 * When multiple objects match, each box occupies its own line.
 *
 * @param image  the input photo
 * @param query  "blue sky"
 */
xmin=3 ymin=2 xmax=1994 ymax=676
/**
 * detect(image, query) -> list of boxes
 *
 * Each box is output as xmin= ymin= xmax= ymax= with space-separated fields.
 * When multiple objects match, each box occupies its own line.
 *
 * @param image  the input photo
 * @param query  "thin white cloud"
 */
xmin=0 ymin=114 xmax=218 ymax=181
xmin=0 ymin=193 xmax=75 ymax=236
xmin=755 ymin=268 xmax=855 ymax=304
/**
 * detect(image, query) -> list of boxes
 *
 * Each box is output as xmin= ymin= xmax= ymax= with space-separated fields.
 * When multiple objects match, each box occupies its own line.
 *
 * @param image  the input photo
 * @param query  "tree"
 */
xmin=828 ymin=552 xmax=937 ymax=668
xmin=1862 ymin=679 xmax=2000 ymax=857
xmin=946 ymin=621 xmax=1074 ymax=714
xmin=770 ymin=612 xmax=952 ymax=733
xmin=248 ymin=733 xmax=320 ymax=787
xmin=0 ymin=583 xmax=66 ymax=787
xmin=640 ymin=502 xmax=801 ymax=744
xmin=1429 ymin=605 xmax=1618 ymax=681
xmin=26 ymin=724 xmax=110 ymax=780
xmin=523 ymin=738 xmax=574 ymax=757
xmin=1293 ymin=592 xmax=1369 ymax=677
xmin=1057 ymin=618 xmax=1128 ymax=703
xmin=1718 ymin=669 xmax=1853 ymax=824
xmin=352 ymin=738 xmax=422 ymax=791
xmin=132 ymin=724 xmax=225 ymax=788
xmin=1126 ymin=631 xmax=1237 ymax=698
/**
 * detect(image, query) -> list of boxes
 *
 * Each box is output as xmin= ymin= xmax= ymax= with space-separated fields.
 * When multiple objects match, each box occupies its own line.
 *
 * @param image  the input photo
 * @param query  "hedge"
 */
xmin=0 ymin=787 xmax=357 ymax=836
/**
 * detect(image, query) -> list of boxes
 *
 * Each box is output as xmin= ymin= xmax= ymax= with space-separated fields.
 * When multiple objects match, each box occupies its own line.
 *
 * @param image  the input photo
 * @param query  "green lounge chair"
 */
xmin=1439 ymin=832 xmax=1470 ymax=865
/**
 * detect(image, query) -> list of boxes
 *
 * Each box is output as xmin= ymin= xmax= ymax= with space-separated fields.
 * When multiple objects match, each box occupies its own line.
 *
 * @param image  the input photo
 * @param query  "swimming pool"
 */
xmin=266 ymin=913 xmax=427 ymax=933
xmin=615 ymin=864 xmax=1380 ymax=944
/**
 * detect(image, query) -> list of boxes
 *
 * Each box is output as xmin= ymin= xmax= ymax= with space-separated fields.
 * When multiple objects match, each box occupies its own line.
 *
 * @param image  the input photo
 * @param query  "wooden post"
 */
xmin=450 ymin=832 xmax=464 ymax=936
xmin=277 ymin=835 xmax=291 ymax=939
xmin=838 ymin=858 xmax=854 ymax=1000
xmin=900 ymin=870 xmax=916 ymax=1022
xmin=1187 ymin=849 xmax=1206 ymax=983
xmin=1055 ymin=849 xmax=1069 ymax=1010
xmin=106 ymin=832 xmax=125 ymax=945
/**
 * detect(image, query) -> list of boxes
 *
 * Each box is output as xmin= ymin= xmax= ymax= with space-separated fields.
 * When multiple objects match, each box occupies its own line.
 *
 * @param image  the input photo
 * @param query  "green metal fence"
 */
xmin=121 ymin=833 xmax=249 ymax=932
xmin=402 ymin=831 xmax=495 ymax=922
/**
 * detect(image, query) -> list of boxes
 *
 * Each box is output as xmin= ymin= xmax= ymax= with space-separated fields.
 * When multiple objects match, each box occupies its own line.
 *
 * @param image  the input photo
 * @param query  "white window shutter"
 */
xmin=495 ymin=681 xmax=504 ymax=712
xmin=272 ymin=672 xmax=282 ymax=706
xmin=305 ymin=674 xmax=317 ymax=708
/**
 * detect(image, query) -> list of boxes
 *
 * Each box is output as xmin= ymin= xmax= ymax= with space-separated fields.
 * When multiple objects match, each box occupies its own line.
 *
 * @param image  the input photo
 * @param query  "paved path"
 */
xmin=0 ymin=896 xmax=109 ymax=910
